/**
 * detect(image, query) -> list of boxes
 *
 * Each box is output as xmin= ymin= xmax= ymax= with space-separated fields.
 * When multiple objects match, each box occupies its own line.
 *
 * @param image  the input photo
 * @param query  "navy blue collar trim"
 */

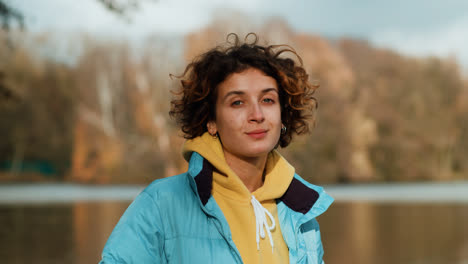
xmin=278 ymin=178 xmax=319 ymax=214
xmin=194 ymin=158 xmax=319 ymax=213
xmin=194 ymin=158 xmax=213 ymax=205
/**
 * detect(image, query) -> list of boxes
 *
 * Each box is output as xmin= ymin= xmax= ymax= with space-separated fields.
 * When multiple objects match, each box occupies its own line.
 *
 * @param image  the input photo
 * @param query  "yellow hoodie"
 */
xmin=183 ymin=132 xmax=294 ymax=264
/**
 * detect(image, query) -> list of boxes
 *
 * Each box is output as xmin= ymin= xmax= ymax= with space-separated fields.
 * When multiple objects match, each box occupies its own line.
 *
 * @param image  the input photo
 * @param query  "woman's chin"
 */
xmin=241 ymin=146 xmax=276 ymax=159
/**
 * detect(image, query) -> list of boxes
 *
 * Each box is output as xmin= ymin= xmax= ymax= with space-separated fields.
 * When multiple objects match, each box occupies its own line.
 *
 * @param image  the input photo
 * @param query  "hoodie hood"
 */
xmin=183 ymin=132 xmax=295 ymax=202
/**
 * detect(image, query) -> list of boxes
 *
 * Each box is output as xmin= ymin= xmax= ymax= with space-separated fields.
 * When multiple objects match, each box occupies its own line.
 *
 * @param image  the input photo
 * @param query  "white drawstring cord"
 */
xmin=250 ymin=195 xmax=275 ymax=252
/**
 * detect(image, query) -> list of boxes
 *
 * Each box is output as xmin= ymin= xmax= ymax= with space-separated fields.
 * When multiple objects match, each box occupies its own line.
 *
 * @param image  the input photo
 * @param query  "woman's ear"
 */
xmin=207 ymin=121 xmax=217 ymax=136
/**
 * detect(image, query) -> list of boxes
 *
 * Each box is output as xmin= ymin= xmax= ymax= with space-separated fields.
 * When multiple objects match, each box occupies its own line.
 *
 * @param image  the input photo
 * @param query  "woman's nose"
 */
xmin=249 ymin=102 xmax=265 ymax=123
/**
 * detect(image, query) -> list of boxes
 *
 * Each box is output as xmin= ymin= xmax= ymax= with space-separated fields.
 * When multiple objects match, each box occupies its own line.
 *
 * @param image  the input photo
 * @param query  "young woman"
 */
xmin=100 ymin=33 xmax=333 ymax=264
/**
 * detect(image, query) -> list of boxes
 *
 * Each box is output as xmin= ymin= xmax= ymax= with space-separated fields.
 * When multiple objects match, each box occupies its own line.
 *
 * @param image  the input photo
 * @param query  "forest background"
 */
xmin=1 ymin=0 xmax=468 ymax=184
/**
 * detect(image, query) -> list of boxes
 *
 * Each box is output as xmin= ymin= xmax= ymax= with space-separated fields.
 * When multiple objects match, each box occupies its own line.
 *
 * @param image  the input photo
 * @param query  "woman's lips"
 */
xmin=246 ymin=130 xmax=268 ymax=139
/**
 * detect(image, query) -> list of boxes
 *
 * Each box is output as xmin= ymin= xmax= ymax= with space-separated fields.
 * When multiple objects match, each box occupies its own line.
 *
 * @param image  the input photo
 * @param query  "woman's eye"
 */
xmin=232 ymin=100 xmax=243 ymax=106
xmin=263 ymin=98 xmax=274 ymax=103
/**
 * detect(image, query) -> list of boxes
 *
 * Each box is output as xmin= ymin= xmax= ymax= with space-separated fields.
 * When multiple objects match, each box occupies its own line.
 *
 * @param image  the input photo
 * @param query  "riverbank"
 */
xmin=325 ymin=181 xmax=468 ymax=203
xmin=1 ymin=181 xmax=468 ymax=204
xmin=0 ymin=183 xmax=145 ymax=204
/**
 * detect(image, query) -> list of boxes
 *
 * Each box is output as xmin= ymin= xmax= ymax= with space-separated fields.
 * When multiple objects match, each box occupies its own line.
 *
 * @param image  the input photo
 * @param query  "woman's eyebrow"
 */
xmin=222 ymin=88 xmax=278 ymax=101
xmin=261 ymin=88 xmax=278 ymax=94
xmin=223 ymin=91 xmax=244 ymax=101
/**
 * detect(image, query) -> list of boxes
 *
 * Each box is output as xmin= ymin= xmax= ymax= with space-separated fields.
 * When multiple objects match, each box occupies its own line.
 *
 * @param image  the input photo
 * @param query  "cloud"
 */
xmin=115 ymin=0 xmax=268 ymax=35
xmin=12 ymin=0 xmax=468 ymax=73
xmin=370 ymin=16 xmax=468 ymax=70
xmin=14 ymin=0 xmax=267 ymax=38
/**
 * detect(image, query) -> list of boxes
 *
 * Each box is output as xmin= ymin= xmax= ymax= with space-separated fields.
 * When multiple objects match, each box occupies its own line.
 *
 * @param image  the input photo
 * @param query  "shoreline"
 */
xmin=1 ymin=181 xmax=468 ymax=204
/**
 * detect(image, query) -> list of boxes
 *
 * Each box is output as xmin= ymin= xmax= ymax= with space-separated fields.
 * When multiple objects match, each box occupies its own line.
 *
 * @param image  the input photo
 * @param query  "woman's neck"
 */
xmin=223 ymin=150 xmax=268 ymax=193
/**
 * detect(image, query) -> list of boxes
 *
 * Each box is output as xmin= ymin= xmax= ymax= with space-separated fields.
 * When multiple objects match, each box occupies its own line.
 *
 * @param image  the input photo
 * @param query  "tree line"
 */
xmin=1 ymin=19 xmax=467 ymax=183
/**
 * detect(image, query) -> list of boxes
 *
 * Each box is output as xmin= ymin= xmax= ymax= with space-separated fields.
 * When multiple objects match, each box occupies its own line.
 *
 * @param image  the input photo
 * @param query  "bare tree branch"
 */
xmin=0 ymin=0 xmax=157 ymax=30
xmin=0 ymin=0 xmax=24 ymax=30
xmin=96 ymin=0 xmax=157 ymax=19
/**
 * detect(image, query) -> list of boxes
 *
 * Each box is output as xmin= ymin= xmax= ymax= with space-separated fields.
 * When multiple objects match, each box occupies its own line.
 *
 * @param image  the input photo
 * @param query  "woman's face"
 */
xmin=208 ymin=68 xmax=282 ymax=161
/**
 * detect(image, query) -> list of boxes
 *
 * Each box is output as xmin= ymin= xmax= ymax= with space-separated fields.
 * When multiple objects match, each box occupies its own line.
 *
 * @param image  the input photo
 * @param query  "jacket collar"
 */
xmin=187 ymin=152 xmax=333 ymax=216
xmin=187 ymin=152 xmax=334 ymax=263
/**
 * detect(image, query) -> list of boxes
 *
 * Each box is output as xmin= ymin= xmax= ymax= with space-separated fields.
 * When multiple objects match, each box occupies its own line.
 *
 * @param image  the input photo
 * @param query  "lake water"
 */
xmin=1 ymin=183 xmax=467 ymax=264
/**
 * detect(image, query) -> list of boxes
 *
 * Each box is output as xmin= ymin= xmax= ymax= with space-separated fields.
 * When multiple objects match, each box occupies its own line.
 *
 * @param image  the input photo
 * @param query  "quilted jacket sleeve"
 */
xmin=100 ymin=191 xmax=165 ymax=263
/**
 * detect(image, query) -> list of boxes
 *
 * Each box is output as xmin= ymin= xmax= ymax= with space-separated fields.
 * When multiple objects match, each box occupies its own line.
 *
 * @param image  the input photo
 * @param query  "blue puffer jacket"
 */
xmin=100 ymin=153 xmax=334 ymax=263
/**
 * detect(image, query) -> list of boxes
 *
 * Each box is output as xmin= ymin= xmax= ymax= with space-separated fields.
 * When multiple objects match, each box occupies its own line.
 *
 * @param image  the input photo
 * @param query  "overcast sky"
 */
xmin=11 ymin=0 xmax=468 ymax=70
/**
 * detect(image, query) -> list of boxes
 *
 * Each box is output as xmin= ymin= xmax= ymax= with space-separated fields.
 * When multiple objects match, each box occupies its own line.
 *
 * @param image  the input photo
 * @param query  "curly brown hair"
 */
xmin=170 ymin=33 xmax=318 ymax=148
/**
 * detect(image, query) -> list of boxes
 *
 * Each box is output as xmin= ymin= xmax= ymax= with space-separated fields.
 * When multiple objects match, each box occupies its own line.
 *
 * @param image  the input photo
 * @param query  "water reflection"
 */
xmin=0 ymin=202 xmax=129 ymax=264
xmin=73 ymin=203 xmax=129 ymax=264
xmin=321 ymin=202 xmax=468 ymax=264
xmin=0 ymin=201 xmax=467 ymax=264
